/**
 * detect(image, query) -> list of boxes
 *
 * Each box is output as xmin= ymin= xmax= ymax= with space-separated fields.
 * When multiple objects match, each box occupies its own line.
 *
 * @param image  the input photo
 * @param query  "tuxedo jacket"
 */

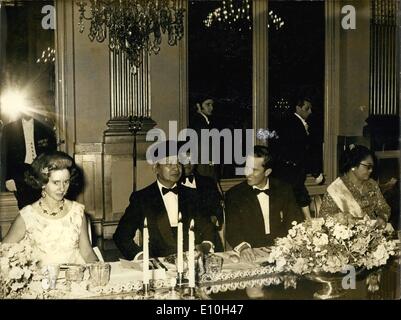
xmin=183 ymin=173 xmax=224 ymax=225
xmin=190 ymin=112 xmax=213 ymax=132
xmin=2 ymin=118 xmax=57 ymax=183
xmin=113 ymin=182 xmax=216 ymax=260
xmin=272 ymin=113 xmax=310 ymax=168
xmin=225 ymin=178 xmax=302 ymax=249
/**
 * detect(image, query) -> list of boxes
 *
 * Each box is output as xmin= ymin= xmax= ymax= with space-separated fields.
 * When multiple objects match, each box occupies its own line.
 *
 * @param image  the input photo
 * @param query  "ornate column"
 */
xmin=102 ymin=51 xmax=156 ymax=240
xmin=105 ymin=52 xmax=156 ymax=136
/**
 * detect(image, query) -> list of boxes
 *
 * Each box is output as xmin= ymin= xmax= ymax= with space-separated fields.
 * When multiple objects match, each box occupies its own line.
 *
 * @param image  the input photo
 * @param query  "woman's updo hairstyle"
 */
xmin=339 ymin=144 xmax=374 ymax=175
xmin=25 ymin=151 xmax=80 ymax=190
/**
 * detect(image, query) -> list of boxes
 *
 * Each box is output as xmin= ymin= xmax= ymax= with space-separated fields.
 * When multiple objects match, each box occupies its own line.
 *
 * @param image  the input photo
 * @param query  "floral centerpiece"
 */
xmin=266 ymin=216 xmax=399 ymax=275
xmin=0 ymin=242 xmax=39 ymax=298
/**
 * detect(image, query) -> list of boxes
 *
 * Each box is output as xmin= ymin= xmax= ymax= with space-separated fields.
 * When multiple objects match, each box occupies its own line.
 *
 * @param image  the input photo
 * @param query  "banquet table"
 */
xmin=18 ymin=252 xmax=400 ymax=300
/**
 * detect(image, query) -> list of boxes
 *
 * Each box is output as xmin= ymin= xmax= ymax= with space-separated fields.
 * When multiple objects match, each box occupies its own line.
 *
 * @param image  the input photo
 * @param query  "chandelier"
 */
xmin=36 ymin=47 xmax=56 ymax=64
xmin=76 ymin=0 xmax=185 ymax=68
xmin=204 ymin=0 xmax=284 ymax=31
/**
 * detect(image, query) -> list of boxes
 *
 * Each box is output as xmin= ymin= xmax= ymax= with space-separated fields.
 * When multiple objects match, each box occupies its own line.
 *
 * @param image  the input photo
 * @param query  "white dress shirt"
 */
xmin=157 ymin=180 xmax=179 ymax=227
xmin=253 ymin=180 xmax=270 ymax=235
xmin=294 ymin=112 xmax=309 ymax=135
xmin=133 ymin=179 xmax=215 ymax=261
xmin=181 ymin=176 xmax=197 ymax=189
xmin=22 ymin=118 xmax=37 ymax=164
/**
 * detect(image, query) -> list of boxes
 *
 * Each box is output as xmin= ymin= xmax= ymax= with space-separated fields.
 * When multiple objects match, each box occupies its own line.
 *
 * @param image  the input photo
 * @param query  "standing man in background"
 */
xmin=2 ymin=106 xmax=57 ymax=209
xmin=189 ymin=94 xmax=220 ymax=180
xmin=270 ymin=95 xmax=323 ymax=220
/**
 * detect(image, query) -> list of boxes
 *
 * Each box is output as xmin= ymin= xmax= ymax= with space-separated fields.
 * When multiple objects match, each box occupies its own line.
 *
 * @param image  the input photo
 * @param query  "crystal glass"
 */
xmin=65 ymin=264 xmax=86 ymax=283
xmin=204 ymin=254 xmax=224 ymax=274
xmin=46 ymin=264 xmax=60 ymax=289
xmin=88 ymin=262 xmax=111 ymax=287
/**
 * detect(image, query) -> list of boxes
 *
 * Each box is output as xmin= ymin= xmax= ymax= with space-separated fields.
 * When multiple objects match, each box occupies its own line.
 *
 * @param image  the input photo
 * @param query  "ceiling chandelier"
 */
xmin=76 ymin=0 xmax=185 ymax=69
xmin=36 ymin=47 xmax=56 ymax=64
xmin=204 ymin=0 xmax=284 ymax=31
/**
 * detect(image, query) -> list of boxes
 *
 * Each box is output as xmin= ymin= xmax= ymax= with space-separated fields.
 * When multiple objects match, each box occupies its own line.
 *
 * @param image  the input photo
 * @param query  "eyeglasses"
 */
xmin=359 ymin=163 xmax=374 ymax=170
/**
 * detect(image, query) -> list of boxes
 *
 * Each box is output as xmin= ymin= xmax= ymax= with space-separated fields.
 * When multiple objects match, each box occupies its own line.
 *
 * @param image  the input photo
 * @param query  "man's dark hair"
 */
xmin=189 ymin=92 xmax=214 ymax=113
xmin=289 ymin=95 xmax=312 ymax=113
xmin=253 ymin=145 xmax=274 ymax=170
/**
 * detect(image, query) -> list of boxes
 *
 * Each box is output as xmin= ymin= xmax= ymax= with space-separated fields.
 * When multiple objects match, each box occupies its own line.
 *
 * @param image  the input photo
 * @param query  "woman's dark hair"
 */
xmin=340 ymin=144 xmax=374 ymax=174
xmin=25 ymin=151 xmax=80 ymax=190
xmin=253 ymin=145 xmax=274 ymax=170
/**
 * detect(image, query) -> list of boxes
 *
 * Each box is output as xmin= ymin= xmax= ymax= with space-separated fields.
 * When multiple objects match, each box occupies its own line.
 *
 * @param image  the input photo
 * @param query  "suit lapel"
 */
xmin=268 ymin=178 xmax=286 ymax=237
xmin=178 ymin=185 xmax=193 ymax=214
xmin=268 ymin=179 xmax=279 ymax=228
xmin=15 ymin=119 xmax=26 ymax=156
xmin=243 ymin=184 xmax=266 ymax=234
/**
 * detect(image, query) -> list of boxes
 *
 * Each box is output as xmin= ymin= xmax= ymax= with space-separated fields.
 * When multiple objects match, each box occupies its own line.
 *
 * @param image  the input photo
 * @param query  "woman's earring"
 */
xmin=352 ymin=168 xmax=356 ymax=171
xmin=41 ymin=190 xmax=46 ymax=198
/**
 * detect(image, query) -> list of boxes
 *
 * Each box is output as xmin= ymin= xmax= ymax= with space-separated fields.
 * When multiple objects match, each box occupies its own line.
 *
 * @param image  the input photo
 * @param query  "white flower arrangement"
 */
xmin=0 ymin=242 xmax=39 ymax=298
xmin=266 ymin=216 xmax=399 ymax=275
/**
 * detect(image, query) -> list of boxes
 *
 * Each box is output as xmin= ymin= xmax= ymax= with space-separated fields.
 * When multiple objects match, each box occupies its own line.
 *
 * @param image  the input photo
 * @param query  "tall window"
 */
xmin=0 ymin=0 xmax=56 ymax=124
xmin=268 ymin=0 xmax=325 ymax=176
xmin=0 ymin=0 xmax=56 ymax=189
xmin=188 ymin=0 xmax=253 ymax=179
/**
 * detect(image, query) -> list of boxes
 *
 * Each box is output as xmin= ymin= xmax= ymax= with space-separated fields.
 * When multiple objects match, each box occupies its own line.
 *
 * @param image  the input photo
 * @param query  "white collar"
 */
xmin=294 ymin=112 xmax=307 ymax=127
xmin=252 ymin=179 xmax=270 ymax=190
xmin=199 ymin=112 xmax=210 ymax=125
xmin=182 ymin=176 xmax=197 ymax=188
xmin=22 ymin=118 xmax=33 ymax=124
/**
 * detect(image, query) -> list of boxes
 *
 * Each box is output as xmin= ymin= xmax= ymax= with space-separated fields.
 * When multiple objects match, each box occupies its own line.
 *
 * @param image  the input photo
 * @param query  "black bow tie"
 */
xmin=253 ymin=188 xmax=271 ymax=196
xmin=185 ymin=175 xmax=195 ymax=183
xmin=162 ymin=186 xmax=179 ymax=195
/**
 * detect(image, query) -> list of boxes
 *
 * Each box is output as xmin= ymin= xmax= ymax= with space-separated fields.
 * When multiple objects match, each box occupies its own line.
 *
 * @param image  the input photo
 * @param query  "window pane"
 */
xmin=0 ymin=0 xmax=56 ymax=189
xmin=268 ymin=0 xmax=325 ymax=176
xmin=188 ymin=0 xmax=253 ymax=179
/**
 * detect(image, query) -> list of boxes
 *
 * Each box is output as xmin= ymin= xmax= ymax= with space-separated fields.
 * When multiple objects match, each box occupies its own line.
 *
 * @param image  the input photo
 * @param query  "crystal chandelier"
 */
xmin=204 ymin=0 xmax=284 ymax=31
xmin=36 ymin=47 xmax=56 ymax=64
xmin=76 ymin=0 xmax=185 ymax=68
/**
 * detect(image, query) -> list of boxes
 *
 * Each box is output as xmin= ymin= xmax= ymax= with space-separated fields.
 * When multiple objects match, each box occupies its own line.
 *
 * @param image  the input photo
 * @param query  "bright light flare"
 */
xmin=0 ymin=90 xmax=31 ymax=119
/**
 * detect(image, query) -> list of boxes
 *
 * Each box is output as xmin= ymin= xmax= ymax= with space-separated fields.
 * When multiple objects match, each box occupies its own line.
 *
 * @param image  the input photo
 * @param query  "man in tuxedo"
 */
xmin=2 ymin=113 xmax=57 ymax=208
xmin=190 ymin=97 xmax=214 ymax=132
xmin=189 ymin=96 xmax=219 ymax=180
xmin=179 ymin=149 xmax=224 ymax=251
xmin=270 ymin=96 xmax=323 ymax=220
xmin=225 ymin=145 xmax=302 ymax=263
xmin=113 ymin=141 xmax=216 ymax=260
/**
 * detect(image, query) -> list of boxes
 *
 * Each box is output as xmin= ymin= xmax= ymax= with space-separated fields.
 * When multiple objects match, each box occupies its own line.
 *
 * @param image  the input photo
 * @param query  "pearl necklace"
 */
xmin=39 ymin=199 xmax=65 ymax=216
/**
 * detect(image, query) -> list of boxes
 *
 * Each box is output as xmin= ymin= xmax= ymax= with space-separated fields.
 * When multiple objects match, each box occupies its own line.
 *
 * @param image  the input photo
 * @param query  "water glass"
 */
xmin=65 ymin=264 xmax=86 ymax=282
xmin=88 ymin=262 xmax=111 ymax=287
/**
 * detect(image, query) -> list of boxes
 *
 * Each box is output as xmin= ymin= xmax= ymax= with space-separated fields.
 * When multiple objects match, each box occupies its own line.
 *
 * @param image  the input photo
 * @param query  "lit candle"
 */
xmin=177 ymin=212 xmax=183 ymax=274
xmin=188 ymin=219 xmax=195 ymax=288
xmin=143 ymin=217 xmax=149 ymax=285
